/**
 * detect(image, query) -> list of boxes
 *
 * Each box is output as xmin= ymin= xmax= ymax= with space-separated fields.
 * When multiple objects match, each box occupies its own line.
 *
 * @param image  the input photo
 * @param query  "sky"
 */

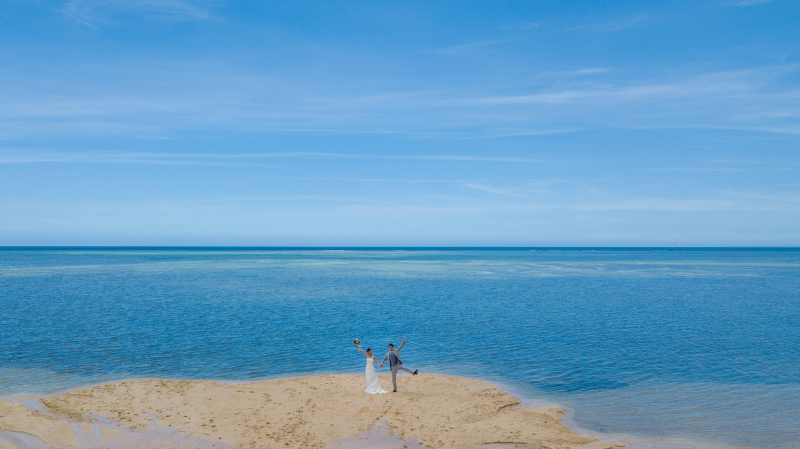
xmin=1 ymin=0 xmax=798 ymax=246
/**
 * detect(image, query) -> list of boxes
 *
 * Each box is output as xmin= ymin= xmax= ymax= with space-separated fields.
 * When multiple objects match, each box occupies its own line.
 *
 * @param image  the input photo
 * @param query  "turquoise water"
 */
xmin=1 ymin=248 xmax=798 ymax=448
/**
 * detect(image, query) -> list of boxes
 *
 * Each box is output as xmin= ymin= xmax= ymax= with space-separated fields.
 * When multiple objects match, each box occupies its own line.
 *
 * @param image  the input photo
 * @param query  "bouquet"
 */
xmin=352 ymin=338 xmax=361 ymax=346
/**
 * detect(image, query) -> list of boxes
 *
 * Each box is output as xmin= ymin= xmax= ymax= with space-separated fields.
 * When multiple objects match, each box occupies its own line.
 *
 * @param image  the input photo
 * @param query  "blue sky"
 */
xmin=1 ymin=0 xmax=798 ymax=246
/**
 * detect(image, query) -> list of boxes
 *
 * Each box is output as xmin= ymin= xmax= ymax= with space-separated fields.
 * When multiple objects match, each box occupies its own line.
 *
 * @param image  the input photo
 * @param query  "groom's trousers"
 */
xmin=390 ymin=364 xmax=414 ymax=390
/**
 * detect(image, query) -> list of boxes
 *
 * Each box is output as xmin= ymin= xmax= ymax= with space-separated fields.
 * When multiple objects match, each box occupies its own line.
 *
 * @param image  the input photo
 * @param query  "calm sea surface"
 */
xmin=1 ymin=248 xmax=798 ymax=448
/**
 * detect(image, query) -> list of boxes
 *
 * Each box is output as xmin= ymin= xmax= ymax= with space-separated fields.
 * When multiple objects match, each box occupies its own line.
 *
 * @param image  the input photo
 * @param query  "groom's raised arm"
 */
xmin=398 ymin=337 xmax=407 ymax=351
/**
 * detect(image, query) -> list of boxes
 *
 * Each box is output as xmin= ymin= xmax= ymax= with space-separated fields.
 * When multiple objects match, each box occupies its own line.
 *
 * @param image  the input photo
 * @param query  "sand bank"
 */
xmin=0 ymin=374 xmax=624 ymax=449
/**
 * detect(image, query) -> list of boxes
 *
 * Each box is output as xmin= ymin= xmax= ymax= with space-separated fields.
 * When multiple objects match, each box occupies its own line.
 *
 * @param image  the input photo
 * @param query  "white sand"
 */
xmin=0 ymin=374 xmax=624 ymax=449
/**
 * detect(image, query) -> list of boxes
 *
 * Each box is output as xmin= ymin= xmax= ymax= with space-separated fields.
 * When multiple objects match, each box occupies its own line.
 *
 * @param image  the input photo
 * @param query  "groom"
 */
xmin=381 ymin=337 xmax=418 ymax=392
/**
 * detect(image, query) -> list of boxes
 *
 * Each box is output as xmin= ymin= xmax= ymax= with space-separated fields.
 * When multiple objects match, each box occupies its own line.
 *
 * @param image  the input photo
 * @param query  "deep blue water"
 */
xmin=1 ymin=248 xmax=799 ymax=448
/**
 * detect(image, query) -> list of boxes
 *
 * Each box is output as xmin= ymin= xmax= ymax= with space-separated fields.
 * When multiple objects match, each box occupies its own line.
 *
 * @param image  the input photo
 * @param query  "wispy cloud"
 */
xmin=650 ymin=167 xmax=748 ymax=172
xmin=429 ymin=37 xmax=522 ymax=55
xmin=464 ymin=78 xmax=711 ymax=105
xmin=575 ymin=197 xmax=800 ymax=212
xmin=459 ymin=128 xmax=587 ymax=139
xmin=529 ymin=68 xmax=613 ymax=80
xmin=569 ymin=68 xmax=612 ymax=75
xmin=59 ymin=0 xmax=212 ymax=26
xmin=651 ymin=167 xmax=796 ymax=172
xmin=564 ymin=14 xmax=655 ymax=33
xmin=7 ymin=192 xmax=798 ymax=215
xmin=735 ymin=0 xmax=775 ymax=6
xmin=462 ymin=183 xmax=518 ymax=196
xmin=454 ymin=66 xmax=800 ymax=134
xmin=279 ymin=177 xmax=484 ymax=184
xmin=0 ymin=150 xmax=576 ymax=165
xmin=1 ymin=57 xmax=798 ymax=139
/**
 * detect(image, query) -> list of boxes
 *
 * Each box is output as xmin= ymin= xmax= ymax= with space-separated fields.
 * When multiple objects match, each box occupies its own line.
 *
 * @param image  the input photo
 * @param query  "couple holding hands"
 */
xmin=355 ymin=338 xmax=418 ymax=394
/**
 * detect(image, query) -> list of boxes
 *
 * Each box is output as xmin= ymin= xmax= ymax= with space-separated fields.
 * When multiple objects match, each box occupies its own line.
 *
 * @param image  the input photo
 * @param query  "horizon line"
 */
xmin=1 ymin=246 xmax=798 ymax=251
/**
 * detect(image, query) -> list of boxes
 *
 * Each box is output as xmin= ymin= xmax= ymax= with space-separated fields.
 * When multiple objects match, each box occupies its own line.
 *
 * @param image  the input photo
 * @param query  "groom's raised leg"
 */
xmin=396 ymin=365 xmax=414 ymax=374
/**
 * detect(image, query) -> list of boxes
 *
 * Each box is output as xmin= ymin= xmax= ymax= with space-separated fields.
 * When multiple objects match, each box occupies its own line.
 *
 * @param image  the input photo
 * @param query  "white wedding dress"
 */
xmin=364 ymin=357 xmax=389 ymax=394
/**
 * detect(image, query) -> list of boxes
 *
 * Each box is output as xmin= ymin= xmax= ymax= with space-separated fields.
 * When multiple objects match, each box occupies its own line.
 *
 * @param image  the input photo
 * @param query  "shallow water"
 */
xmin=1 ymin=248 xmax=798 ymax=448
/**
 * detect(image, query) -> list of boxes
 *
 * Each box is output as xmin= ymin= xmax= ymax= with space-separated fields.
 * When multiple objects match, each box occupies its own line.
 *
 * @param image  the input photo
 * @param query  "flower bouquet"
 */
xmin=352 ymin=338 xmax=361 ymax=347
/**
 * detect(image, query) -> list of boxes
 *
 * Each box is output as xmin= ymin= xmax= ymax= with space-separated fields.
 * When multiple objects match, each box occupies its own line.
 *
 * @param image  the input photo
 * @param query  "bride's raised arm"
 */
xmin=356 ymin=345 xmax=369 ymax=357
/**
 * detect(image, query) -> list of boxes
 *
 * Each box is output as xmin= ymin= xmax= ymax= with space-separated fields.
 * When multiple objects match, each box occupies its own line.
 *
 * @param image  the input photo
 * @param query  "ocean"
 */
xmin=1 ymin=248 xmax=798 ymax=448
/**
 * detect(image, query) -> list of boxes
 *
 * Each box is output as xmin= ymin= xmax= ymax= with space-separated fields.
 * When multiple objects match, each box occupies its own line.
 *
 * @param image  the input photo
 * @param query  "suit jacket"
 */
xmin=381 ymin=349 xmax=403 ymax=366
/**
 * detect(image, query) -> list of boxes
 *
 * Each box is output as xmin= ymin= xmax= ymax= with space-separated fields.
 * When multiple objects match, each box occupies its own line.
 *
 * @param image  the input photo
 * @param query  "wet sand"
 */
xmin=0 ymin=374 xmax=624 ymax=449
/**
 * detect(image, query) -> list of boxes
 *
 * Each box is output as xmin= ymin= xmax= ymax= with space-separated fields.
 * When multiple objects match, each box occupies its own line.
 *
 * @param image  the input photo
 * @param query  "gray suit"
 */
xmin=381 ymin=349 xmax=414 ymax=391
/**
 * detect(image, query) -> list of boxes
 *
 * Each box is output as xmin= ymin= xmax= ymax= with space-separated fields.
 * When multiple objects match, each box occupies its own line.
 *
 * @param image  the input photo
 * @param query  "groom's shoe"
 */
xmin=413 ymin=370 xmax=418 ymax=375
xmin=392 ymin=389 xmax=397 ymax=392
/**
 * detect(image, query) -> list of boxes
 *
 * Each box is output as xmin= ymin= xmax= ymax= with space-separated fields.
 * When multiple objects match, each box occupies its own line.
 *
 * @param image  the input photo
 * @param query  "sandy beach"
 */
xmin=0 ymin=373 xmax=624 ymax=449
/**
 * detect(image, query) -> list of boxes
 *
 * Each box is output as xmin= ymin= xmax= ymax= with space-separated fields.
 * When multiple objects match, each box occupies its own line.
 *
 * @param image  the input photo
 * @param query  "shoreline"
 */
xmin=486 ymin=379 xmax=721 ymax=449
xmin=0 ymin=373 xmax=722 ymax=449
xmin=0 ymin=373 xmax=625 ymax=449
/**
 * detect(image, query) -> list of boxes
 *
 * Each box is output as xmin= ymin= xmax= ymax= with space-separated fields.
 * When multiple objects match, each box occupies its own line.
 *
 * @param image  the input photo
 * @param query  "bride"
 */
xmin=356 ymin=344 xmax=389 ymax=394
